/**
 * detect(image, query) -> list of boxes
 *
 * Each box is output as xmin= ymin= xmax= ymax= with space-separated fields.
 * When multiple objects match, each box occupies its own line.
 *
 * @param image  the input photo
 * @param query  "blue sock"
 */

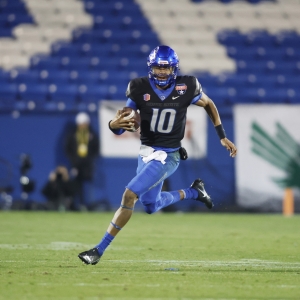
xmin=182 ymin=188 xmax=198 ymax=200
xmin=95 ymin=232 xmax=115 ymax=256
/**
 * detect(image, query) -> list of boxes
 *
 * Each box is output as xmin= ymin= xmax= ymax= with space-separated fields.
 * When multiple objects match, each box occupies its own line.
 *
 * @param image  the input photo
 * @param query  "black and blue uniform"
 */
xmin=111 ymin=75 xmax=203 ymax=213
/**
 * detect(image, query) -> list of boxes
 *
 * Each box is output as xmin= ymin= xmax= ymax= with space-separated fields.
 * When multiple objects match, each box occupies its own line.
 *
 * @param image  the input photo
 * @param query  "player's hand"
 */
xmin=221 ymin=138 xmax=237 ymax=157
xmin=110 ymin=110 xmax=135 ymax=131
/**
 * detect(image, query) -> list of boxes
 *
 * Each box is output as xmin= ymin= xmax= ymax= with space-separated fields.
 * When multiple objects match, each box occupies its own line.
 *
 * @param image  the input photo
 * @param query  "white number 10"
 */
xmin=150 ymin=108 xmax=176 ymax=133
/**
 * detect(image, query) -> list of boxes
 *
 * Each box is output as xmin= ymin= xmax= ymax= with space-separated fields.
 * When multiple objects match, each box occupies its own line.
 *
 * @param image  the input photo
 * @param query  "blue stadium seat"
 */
xmin=77 ymin=70 xmax=105 ymax=84
xmin=259 ymin=88 xmax=289 ymax=103
xmin=38 ymin=70 xmax=70 ymax=84
xmin=0 ymin=26 xmax=12 ymax=36
xmin=93 ymin=14 xmax=151 ymax=31
xmin=17 ymin=83 xmax=48 ymax=102
xmin=217 ymin=30 xmax=246 ymax=47
xmin=245 ymin=30 xmax=275 ymax=47
xmin=79 ymin=43 xmax=112 ymax=57
xmin=59 ymin=57 xmax=91 ymax=70
xmin=103 ymin=84 xmax=127 ymax=100
xmin=264 ymin=61 xmax=297 ymax=75
xmin=84 ymin=1 xmax=141 ymax=16
xmin=286 ymin=88 xmax=300 ymax=103
xmin=4 ymin=13 xmax=34 ymax=27
xmin=48 ymin=84 xmax=78 ymax=102
xmin=0 ymin=70 xmax=11 ymax=83
xmin=275 ymin=75 xmax=300 ymax=88
xmin=196 ymin=72 xmax=218 ymax=89
xmin=30 ymin=56 xmax=61 ymax=70
xmin=8 ymin=69 xmax=40 ymax=83
xmin=236 ymin=88 xmax=258 ymax=103
xmin=227 ymin=47 xmax=256 ymax=60
xmin=216 ymin=73 xmax=250 ymax=87
xmin=282 ymin=47 xmax=300 ymax=61
xmin=51 ymin=42 xmax=81 ymax=57
xmin=273 ymin=31 xmax=300 ymax=47
xmin=203 ymin=87 xmax=235 ymax=105
xmin=255 ymin=47 xmax=282 ymax=61
xmin=0 ymin=83 xmax=18 ymax=101
xmin=78 ymin=83 xmax=109 ymax=102
xmin=236 ymin=60 xmax=263 ymax=74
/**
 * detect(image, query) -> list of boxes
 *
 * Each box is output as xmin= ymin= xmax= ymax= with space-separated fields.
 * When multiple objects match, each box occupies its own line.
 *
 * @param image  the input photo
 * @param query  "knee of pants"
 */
xmin=143 ymin=203 xmax=156 ymax=214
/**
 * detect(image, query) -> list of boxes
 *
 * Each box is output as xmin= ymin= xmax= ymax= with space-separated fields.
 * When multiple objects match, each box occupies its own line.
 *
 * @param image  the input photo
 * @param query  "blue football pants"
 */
xmin=126 ymin=150 xmax=181 ymax=214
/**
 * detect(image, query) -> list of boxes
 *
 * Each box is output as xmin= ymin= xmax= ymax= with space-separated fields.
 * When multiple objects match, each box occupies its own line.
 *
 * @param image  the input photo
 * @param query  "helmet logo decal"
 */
xmin=148 ymin=47 xmax=159 ymax=65
xmin=157 ymin=60 xmax=169 ymax=65
xmin=143 ymin=94 xmax=151 ymax=101
xmin=175 ymin=84 xmax=187 ymax=95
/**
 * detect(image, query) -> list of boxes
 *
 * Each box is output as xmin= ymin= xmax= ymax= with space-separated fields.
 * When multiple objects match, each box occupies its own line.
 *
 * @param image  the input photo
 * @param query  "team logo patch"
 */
xmin=143 ymin=93 xmax=151 ymax=101
xmin=175 ymin=84 xmax=187 ymax=95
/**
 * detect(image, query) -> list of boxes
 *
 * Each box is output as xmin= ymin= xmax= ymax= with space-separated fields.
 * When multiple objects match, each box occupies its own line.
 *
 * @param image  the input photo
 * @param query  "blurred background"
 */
xmin=0 ymin=0 xmax=299 ymax=213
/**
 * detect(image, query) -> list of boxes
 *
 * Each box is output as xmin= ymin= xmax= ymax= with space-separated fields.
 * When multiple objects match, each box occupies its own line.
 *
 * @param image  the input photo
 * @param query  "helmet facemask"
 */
xmin=149 ymin=65 xmax=175 ymax=87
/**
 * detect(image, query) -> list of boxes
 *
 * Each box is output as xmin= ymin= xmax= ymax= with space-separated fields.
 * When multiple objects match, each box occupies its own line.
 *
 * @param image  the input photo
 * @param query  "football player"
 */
xmin=78 ymin=45 xmax=237 ymax=265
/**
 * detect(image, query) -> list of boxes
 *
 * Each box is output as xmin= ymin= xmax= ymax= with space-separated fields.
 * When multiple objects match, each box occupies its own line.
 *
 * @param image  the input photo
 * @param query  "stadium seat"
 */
xmin=48 ymin=83 xmax=78 ymax=102
xmin=38 ymin=70 xmax=70 ymax=84
xmin=259 ymin=88 xmax=289 ymax=103
xmin=1 ymin=0 xmax=299 ymax=111
xmin=30 ymin=56 xmax=61 ymax=70
xmin=8 ymin=68 xmax=40 ymax=83
xmin=17 ymin=83 xmax=48 ymax=102
xmin=77 ymin=83 xmax=109 ymax=102
xmin=286 ymin=88 xmax=300 ymax=103
xmin=0 ymin=83 xmax=18 ymax=101
xmin=51 ymin=42 xmax=81 ymax=57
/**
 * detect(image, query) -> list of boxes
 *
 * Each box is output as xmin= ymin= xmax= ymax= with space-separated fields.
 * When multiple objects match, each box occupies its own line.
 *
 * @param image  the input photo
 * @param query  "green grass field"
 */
xmin=0 ymin=212 xmax=299 ymax=300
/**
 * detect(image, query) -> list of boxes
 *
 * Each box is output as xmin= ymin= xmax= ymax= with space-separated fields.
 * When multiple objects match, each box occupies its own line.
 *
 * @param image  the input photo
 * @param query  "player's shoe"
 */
xmin=78 ymin=248 xmax=101 ymax=265
xmin=190 ymin=178 xmax=214 ymax=209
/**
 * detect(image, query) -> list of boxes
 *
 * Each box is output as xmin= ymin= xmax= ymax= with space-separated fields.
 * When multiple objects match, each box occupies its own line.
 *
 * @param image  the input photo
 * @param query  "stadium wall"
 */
xmin=0 ymin=106 xmax=235 ymax=212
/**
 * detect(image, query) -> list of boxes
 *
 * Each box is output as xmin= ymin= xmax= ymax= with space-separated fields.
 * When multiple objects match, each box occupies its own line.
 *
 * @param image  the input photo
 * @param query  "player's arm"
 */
xmin=194 ymin=92 xmax=237 ymax=157
xmin=108 ymin=98 xmax=137 ymax=134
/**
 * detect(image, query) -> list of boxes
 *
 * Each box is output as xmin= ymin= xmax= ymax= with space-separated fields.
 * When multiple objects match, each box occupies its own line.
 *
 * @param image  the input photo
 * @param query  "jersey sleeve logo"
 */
xmin=143 ymin=93 xmax=151 ymax=101
xmin=175 ymin=84 xmax=187 ymax=95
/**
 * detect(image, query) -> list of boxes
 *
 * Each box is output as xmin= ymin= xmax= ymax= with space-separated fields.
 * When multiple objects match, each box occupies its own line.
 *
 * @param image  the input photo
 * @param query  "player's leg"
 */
xmin=107 ymin=188 xmax=138 ymax=235
xmin=134 ymin=152 xmax=213 ymax=213
xmin=140 ymin=178 xmax=213 ymax=213
xmin=78 ymin=188 xmax=137 ymax=265
xmin=129 ymin=151 xmax=182 ymax=213
xmin=78 ymin=151 xmax=212 ymax=265
xmin=140 ymin=183 xmax=183 ymax=214
xmin=78 ymin=152 xmax=174 ymax=264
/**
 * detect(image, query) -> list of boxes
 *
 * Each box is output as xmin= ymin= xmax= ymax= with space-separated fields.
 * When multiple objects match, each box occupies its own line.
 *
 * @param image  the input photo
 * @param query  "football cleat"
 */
xmin=78 ymin=248 xmax=101 ymax=265
xmin=190 ymin=178 xmax=214 ymax=209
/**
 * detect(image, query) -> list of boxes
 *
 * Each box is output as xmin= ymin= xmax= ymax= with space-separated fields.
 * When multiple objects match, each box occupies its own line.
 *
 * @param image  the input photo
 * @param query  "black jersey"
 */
xmin=126 ymin=76 xmax=202 ymax=148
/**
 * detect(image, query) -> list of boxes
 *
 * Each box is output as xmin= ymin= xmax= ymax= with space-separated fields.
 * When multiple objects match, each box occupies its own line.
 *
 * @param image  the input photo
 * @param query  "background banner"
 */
xmin=99 ymin=100 xmax=207 ymax=158
xmin=234 ymin=104 xmax=300 ymax=211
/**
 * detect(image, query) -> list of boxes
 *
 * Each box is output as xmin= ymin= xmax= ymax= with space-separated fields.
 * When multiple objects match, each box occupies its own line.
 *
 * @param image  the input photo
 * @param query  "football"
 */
xmin=121 ymin=106 xmax=141 ymax=132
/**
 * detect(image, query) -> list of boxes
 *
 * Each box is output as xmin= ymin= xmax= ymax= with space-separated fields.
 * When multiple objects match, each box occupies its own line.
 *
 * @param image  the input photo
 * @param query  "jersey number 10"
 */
xmin=150 ymin=108 xmax=176 ymax=134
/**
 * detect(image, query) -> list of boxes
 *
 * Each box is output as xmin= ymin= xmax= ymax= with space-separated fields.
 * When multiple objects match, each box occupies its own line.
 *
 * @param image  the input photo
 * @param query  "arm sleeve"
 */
xmin=191 ymin=78 xmax=203 ymax=104
xmin=109 ymin=127 xmax=125 ymax=135
xmin=126 ymin=98 xmax=137 ymax=110
xmin=191 ymin=94 xmax=202 ymax=104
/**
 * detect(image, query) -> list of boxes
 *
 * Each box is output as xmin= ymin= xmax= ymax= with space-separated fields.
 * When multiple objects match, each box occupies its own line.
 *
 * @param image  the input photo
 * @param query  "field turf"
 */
xmin=0 ymin=211 xmax=299 ymax=300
